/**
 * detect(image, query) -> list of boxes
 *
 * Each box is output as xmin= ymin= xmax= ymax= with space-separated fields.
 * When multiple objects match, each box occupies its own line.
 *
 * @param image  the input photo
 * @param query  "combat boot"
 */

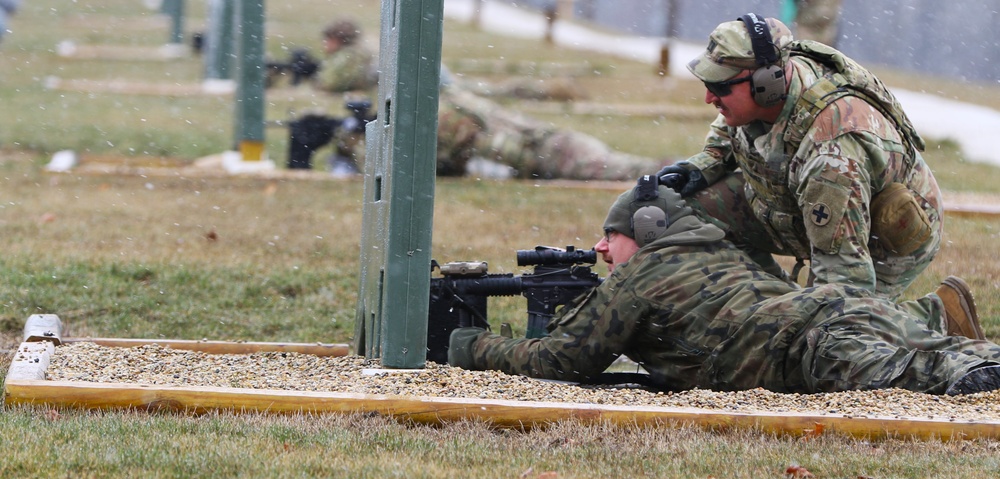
xmin=937 ymin=276 xmax=985 ymax=340
xmin=946 ymin=365 xmax=1000 ymax=395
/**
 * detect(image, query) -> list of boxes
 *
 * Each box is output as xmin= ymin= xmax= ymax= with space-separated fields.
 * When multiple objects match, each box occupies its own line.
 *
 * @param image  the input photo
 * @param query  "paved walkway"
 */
xmin=444 ymin=0 xmax=1000 ymax=167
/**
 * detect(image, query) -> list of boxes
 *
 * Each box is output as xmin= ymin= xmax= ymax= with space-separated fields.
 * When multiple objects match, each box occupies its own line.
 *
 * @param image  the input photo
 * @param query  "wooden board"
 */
xmin=6 ymin=338 xmax=1000 ymax=441
xmin=60 ymin=338 xmax=350 ymax=357
xmin=6 ymin=378 xmax=1000 ymax=440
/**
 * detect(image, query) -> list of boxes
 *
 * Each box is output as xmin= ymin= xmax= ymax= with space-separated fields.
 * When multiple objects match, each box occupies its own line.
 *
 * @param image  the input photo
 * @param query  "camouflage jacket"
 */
xmin=685 ymin=42 xmax=943 ymax=294
xmin=461 ymin=225 xmax=1000 ymax=394
xmin=314 ymin=43 xmax=376 ymax=94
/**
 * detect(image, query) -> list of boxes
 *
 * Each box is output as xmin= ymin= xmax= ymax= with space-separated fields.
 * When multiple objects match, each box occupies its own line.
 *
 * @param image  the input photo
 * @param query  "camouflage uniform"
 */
xmin=313 ymin=42 xmax=377 ymax=94
xmin=448 ymin=186 xmax=999 ymax=394
xmin=684 ymin=171 xmax=788 ymax=280
xmin=297 ymin=61 xmax=657 ymax=179
xmin=684 ymin=20 xmax=943 ymax=307
xmin=436 ymin=81 xmax=658 ymax=180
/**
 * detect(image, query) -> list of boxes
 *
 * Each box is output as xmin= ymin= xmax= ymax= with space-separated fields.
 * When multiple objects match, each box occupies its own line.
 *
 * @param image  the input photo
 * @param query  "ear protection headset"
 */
xmin=738 ymin=13 xmax=786 ymax=107
xmin=630 ymin=175 xmax=669 ymax=247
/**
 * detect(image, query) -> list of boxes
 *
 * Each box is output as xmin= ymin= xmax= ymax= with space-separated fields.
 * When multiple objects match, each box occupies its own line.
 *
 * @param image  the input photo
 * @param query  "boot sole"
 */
xmin=947 ymin=365 xmax=1000 ymax=395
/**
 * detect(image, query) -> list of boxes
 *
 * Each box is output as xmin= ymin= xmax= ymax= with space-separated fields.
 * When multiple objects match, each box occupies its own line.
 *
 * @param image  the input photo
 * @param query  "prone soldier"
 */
xmin=442 ymin=179 xmax=1000 ymax=396
xmin=436 ymin=76 xmax=658 ymax=180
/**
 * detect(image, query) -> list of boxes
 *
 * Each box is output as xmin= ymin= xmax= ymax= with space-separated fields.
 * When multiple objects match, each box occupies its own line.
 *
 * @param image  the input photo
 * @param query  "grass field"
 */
xmin=4 ymin=0 xmax=1000 ymax=477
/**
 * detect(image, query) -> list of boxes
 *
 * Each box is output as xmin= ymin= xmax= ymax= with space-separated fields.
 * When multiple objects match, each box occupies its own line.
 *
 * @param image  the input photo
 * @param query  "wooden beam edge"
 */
xmin=60 ymin=338 xmax=351 ymax=357
xmin=5 ymin=379 xmax=1000 ymax=441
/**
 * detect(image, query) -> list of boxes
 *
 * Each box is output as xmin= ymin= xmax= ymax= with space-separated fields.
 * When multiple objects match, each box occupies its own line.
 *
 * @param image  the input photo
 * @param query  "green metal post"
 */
xmin=232 ymin=0 xmax=266 ymax=161
xmin=161 ymin=0 xmax=185 ymax=45
xmin=355 ymin=0 xmax=443 ymax=368
xmin=203 ymin=0 xmax=234 ymax=80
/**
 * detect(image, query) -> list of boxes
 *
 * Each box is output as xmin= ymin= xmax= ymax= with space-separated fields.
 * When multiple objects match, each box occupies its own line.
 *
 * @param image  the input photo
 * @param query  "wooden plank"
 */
xmin=60 ymin=338 xmax=350 ymax=357
xmin=6 ymin=379 xmax=1000 ymax=440
xmin=515 ymin=101 xmax=717 ymax=120
xmin=44 ymin=78 xmax=222 ymax=97
xmin=944 ymin=204 xmax=1000 ymax=218
xmin=55 ymin=42 xmax=186 ymax=61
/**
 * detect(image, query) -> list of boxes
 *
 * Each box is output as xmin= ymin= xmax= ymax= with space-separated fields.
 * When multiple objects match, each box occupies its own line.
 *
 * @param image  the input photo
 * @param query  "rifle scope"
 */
xmin=516 ymin=246 xmax=596 ymax=267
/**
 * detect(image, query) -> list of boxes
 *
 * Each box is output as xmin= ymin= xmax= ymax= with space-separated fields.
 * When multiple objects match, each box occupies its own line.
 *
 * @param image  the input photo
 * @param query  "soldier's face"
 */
xmin=595 ymin=230 xmax=640 ymax=272
xmin=704 ymin=71 xmax=761 ymax=127
xmin=324 ymin=37 xmax=343 ymax=54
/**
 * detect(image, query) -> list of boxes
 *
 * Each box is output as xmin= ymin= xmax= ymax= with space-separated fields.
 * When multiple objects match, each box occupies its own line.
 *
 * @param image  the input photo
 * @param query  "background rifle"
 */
xmin=273 ymin=99 xmax=375 ymax=169
xmin=266 ymin=48 xmax=320 ymax=87
xmin=426 ymin=245 xmax=602 ymax=364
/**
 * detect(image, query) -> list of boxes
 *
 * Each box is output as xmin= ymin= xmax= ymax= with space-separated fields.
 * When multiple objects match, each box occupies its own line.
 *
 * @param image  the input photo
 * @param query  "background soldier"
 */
xmin=285 ymin=18 xmax=377 ymax=174
xmin=792 ymin=0 xmax=843 ymax=47
xmin=288 ymin=34 xmax=659 ymax=180
xmin=436 ymin=68 xmax=656 ymax=180
xmin=445 ymin=181 xmax=1000 ymax=396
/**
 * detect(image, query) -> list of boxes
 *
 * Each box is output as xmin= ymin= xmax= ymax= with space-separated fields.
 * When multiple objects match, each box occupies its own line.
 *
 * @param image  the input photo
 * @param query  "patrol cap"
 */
xmin=324 ymin=18 xmax=362 ymax=45
xmin=687 ymin=15 xmax=794 ymax=83
xmin=603 ymin=178 xmax=693 ymax=246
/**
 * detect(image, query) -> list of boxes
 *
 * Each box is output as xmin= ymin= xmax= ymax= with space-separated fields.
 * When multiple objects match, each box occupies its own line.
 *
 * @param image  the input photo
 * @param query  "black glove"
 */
xmin=447 ymin=327 xmax=487 ymax=369
xmin=656 ymin=161 xmax=708 ymax=197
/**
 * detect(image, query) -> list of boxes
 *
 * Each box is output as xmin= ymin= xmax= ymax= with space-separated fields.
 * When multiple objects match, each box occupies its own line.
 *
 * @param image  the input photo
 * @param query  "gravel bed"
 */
xmin=42 ymin=342 xmax=1000 ymax=422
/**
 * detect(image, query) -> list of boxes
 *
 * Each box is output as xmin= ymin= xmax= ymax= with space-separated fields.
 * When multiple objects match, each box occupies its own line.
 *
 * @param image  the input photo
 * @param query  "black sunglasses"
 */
xmin=704 ymin=75 xmax=752 ymax=97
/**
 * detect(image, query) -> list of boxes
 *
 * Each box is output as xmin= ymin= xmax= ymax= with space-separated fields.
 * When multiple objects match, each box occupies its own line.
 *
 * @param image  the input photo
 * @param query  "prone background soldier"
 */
xmin=435 ymin=70 xmax=658 ymax=180
xmin=285 ymin=63 xmax=661 ymax=180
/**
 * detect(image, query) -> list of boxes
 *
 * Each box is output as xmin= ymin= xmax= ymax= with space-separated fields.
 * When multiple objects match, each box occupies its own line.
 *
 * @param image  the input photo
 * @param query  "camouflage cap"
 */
xmin=603 ymin=178 xmax=693 ymax=246
xmin=324 ymin=19 xmax=362 ymax=45
xmin=687 ymin=15 xmax=794 ymax=83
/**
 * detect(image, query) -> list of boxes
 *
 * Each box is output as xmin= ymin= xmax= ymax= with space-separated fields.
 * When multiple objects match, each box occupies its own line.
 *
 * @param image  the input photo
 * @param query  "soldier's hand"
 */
xmin=448 ymin=327 xmax=487 ymax=369
xmin=656 ymin=161 xmax=708 ymax=197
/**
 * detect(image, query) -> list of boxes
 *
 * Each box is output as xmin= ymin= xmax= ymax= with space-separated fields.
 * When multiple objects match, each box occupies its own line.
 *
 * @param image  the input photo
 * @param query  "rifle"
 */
xmin=274 ymin=99 xmax=375 ymax=169
xmin=266 ymin=48 xmax=320 ymax=87
xmin=426 ymin=245 xmax=602 ymax=364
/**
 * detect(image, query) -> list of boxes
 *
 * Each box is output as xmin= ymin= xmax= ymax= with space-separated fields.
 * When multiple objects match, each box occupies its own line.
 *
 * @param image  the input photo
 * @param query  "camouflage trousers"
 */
xmin=704 ymin=285 xmax=1000 ymax=394
xmin=437 ymin=86 xmax=657 ymax=180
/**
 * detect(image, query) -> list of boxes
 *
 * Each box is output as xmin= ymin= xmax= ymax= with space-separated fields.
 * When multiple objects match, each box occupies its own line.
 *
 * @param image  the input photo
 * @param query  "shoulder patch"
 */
xmin=801 ymin=175 xmax=851 ymax=253
xmin=809 ymin=203 xmax=833 ymax=226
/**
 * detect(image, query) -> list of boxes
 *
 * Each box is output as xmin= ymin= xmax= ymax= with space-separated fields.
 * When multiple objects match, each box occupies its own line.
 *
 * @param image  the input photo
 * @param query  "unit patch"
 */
xmin=810 ymin=203 xmax=832 ymax=226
